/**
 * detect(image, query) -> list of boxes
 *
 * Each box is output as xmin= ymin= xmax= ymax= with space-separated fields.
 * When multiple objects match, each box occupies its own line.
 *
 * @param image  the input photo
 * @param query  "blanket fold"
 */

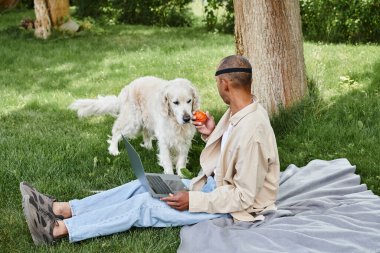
xmin=178 ymin=159 xmax=380 ymax=253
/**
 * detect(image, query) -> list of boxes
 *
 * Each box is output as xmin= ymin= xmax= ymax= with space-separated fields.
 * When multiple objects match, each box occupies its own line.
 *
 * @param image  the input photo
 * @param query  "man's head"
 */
xmin=215 ymin=55 xmax=252 ymax=105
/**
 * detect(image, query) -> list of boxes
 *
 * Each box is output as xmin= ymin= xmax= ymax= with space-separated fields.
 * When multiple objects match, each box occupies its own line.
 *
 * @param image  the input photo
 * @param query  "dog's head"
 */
xmin=161 ymin=78 xmax=200 ymax=125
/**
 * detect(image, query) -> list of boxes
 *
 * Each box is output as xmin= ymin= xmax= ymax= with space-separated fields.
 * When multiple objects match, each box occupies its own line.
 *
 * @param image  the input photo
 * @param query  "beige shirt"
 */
xmin=188 ymin=101 xmax=280 ymax=221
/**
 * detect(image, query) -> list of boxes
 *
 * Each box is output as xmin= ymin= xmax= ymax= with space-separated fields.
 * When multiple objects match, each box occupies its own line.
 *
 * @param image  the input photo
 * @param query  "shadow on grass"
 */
xmin=0 ymin=12 xmax=221 ymax=145
xmin=271 ymin=60 xmax=380 ymax=195
xmin=1 ymin=21 xmax=229 ymax=95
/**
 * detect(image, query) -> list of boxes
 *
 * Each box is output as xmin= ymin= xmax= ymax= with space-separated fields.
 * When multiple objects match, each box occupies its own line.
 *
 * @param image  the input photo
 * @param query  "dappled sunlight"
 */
xmin=304 ymin=42 xmax=380 ymax=100
xmin=337 ymin=75 xmax=368 ymax=92
xmin=1 ymin=7 xmax=379 ymax=251
xmin=0 ymin=90 xmax=32 ymax=116
xmin=86 ymin=115 xmax=114 ymax=125
xmin=116 ymin=27 xmax=157 ymax=36
xmin=49 ymin=62 xmax=76 ymax=72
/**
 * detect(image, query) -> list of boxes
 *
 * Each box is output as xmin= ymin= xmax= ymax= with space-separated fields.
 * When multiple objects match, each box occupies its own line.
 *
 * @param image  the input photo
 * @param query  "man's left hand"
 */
xmin=161 ymin=192 xmax=189 ymax=211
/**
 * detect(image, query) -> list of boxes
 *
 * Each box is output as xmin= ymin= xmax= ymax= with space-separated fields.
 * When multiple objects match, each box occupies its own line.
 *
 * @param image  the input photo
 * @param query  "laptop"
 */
xmin=122 ymin=136 xmax=189 ymax=198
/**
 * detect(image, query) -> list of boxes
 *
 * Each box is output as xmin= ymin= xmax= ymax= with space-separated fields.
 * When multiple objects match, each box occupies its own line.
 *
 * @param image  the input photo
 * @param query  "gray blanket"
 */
xmin=178 ymin=159 xmax=380 ymax=253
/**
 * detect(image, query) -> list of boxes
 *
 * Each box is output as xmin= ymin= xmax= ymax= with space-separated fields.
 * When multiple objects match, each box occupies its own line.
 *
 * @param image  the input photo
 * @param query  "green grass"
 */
xmin=274 ymin=42 xmax=380 ymax=192
xmin=1 ymin=8 xmax=380 ymax=253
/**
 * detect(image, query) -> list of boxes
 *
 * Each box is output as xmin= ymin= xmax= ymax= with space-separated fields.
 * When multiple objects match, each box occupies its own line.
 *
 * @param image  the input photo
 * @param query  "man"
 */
xmin=20 ymin=55 xmax=280 ymax=245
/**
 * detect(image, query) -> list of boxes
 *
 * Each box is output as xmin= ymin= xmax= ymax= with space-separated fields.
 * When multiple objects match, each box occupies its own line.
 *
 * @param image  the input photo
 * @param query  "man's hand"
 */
xmin=192 ymin=111 xmax=215 ymax=137
xmin=161 ymin=192 xmax=189 ymax=211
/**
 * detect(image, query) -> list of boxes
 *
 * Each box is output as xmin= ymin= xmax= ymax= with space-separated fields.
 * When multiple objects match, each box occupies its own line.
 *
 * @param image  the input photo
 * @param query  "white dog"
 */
xmin=69 ymin=76 xmax=200 ymax=176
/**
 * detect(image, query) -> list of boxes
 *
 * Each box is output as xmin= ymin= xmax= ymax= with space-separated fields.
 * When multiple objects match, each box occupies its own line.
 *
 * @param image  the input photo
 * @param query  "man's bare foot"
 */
xmin=53 ymin=220 xmax=68 ymax=239
xmin=53 ymin=202 xmax=72 ymax=219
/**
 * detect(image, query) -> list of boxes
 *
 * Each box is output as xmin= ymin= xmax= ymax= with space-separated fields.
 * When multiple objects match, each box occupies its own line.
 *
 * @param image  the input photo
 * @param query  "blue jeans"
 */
xmin=63 ymin=177 xmax=227 ymax=242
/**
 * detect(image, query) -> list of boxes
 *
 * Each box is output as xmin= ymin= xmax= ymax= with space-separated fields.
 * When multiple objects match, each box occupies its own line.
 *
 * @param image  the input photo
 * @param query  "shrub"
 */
xmin=113 ymin=0 xmax=193 ymax=27
xmin=73 ymin=0 xmax=107 ymax=18
xmin=300 ymin=0 xmax=380 ymax=43
xmin=72 ymin=0 xmax=193 ymax=27
xmin=204 ymin=0 xmax=380 ymax=43
xmin=204 ymin=0 xmax=234 ymax=33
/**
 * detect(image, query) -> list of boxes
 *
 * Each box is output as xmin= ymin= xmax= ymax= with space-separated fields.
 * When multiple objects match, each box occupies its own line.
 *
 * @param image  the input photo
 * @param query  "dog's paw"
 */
xmin=163 ymin=168 xmax=174 ymax=175
xmin=108 ymin=146 xmax=120 ymax=156
xmin=140 ymin=142 xmax=153 ymax=150
xmin=177 ymin=170 xmax=184 ymax=178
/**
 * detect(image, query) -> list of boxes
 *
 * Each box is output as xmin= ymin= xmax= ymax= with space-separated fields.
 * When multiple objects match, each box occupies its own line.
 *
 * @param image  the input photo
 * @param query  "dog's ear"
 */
xmin=191 ymin=86 xmax=201 ymax=111
xmin=160 ymin=87 xmax=171 ymax=116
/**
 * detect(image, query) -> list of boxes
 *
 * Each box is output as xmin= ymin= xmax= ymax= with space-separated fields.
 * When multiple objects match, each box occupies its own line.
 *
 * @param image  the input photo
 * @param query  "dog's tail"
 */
xmin=69 ymin=95 xmax=119 ymax=118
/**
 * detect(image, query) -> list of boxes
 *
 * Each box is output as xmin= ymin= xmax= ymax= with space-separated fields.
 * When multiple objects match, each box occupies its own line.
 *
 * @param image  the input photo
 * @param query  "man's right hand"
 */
xmin=192 ymin=111 xmax=215 ymax=137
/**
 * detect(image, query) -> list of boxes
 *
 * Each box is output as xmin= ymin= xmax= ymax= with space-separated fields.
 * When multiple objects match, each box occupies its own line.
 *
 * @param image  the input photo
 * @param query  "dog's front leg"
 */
xmin=176 ymin=146 xmax=189 ymax=178
xmin=108 ymin=134 xmax=121 ymax=156
xmin=157 ymin=140 xmax=174 ymax=174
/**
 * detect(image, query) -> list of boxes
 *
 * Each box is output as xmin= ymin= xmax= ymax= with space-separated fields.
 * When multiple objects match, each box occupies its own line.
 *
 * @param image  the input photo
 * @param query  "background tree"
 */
xmin=33 ymin=0 xmax=51 ymax=39
xmin=234 ymin=0 xmax=307 ymax=115
xmin=33 ymin=0 xmax=72 ymax=39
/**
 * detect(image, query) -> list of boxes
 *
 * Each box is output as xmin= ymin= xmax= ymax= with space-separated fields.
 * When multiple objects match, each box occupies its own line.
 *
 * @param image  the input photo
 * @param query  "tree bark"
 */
xmin=234 ymin=0 xmax=307 ymax=115
xmin=34 ymin=0 xmax=51 ymax=39
xmin=46 ymin=0 xmax=70 ymax=27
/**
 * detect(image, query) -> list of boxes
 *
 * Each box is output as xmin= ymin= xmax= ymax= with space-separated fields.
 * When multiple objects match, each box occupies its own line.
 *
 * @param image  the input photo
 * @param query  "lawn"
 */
xmin=1 ymin=8 xmax=379 ymax=253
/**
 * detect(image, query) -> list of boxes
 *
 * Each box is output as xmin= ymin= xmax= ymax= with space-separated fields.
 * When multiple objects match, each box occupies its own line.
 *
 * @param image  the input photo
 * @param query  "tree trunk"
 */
xmin=33 ymin=0 xmax=70 ymax=39
xmin=234 ymin=0 xmax=307 ymax=115
xmin=46 ymin=0 xmax=70 ymax=27
xmin=34 ymin=0 xmax=51 ymax=39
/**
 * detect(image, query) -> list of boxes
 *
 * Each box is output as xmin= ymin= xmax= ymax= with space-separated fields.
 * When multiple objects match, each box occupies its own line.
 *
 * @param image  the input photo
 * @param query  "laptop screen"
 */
xmin=122 ymin=136 xmax=151 ymax=191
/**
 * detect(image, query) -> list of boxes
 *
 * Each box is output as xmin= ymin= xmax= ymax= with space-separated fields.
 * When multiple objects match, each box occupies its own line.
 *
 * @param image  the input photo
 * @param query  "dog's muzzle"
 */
xmin=182 ymin=114 xmax=191 ymax=123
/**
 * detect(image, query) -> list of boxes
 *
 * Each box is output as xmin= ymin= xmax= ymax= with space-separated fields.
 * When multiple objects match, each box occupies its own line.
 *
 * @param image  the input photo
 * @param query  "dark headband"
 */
xmin=215 ymin=68 xmax=252 ymax=76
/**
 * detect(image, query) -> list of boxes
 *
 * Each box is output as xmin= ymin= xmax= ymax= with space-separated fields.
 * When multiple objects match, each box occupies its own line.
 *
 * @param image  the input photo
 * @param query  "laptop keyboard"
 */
xmin=146 ymin=175 xmax=173 ymax=195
